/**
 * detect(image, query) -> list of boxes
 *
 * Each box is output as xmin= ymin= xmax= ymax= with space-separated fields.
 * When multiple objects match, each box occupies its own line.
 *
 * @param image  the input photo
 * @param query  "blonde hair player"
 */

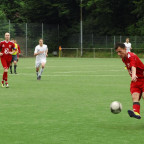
xmin=0 ymin=32 xmax=16 ymax=88
xmin=34 ymin=39 xmax=48 ymax=80
xmin=124 ymin=38 xmax=132 ymax=53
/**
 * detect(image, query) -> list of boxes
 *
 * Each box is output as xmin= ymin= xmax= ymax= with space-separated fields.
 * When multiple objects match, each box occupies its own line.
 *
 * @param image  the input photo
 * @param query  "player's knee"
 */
xmin=132 ymin=93 xmax=140 ymax=102
xmin=4 ymin=69 xmax=8 ymax=72
xmin=42 ymin=65 xmax=45 ymax=69
xmin=36 ymin=68 xmax=39 ymax=72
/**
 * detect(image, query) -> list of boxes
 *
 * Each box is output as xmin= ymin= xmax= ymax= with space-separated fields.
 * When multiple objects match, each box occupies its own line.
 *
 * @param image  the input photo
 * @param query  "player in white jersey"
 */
xmin=34 ymin=39 xmax=48 ymax=80
xmin=124 ymin=38 xmax=132 ymax=52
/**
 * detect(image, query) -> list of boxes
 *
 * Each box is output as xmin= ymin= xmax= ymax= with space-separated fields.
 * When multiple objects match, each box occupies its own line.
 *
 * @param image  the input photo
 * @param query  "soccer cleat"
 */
xmin=37 ymin=75 xmax=41 ymax=80
xmin=128 ymin=110 xmax=141 ymax=119
xmin=1 ymin=82 xmax=5 ymax=88
xmin=5 ymin=83 xmax=9 ymax=88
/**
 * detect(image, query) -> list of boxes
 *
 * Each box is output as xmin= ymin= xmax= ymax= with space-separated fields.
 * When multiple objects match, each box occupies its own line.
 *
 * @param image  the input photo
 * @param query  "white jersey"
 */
xmin=124 ymin=42 xmax=131 ymax=52
xmin=34 ymin=44 xmax=48 ymax=62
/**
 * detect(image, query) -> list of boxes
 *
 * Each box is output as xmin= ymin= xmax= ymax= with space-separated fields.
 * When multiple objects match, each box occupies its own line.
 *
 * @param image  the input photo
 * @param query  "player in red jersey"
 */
xmin=0 ymin=32 xmax=16 ymax=88
xmin=115 ymin=42 xmax=144 ymax=119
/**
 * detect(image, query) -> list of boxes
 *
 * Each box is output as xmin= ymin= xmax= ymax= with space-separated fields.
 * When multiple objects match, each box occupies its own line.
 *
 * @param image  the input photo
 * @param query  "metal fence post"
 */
xmin=26 ymin=23 xmax=28 ymax=57
xmin=9 ymin=20 xmax=10 ymax=34
xmin=42 ymin=23 xmax=43 ymax=39
xmin=114 ymin=36 xmax=115 ymax=46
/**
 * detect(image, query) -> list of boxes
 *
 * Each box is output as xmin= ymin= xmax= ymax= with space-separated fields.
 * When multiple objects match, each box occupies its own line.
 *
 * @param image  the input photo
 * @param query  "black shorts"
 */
xmin=11 ymin=55 xmax=17 ymax=62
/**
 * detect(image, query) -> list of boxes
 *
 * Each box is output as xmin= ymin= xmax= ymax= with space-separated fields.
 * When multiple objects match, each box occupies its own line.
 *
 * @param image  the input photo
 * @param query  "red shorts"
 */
xmin=1 ymin=57 xmax=12 ymax=69
xmin=130 ymin=79 xmax=144 ymax=96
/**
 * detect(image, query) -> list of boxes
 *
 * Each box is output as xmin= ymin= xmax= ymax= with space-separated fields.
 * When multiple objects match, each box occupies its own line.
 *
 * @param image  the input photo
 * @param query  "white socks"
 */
xmin=39 ymin=68 xmax=44 ymax=76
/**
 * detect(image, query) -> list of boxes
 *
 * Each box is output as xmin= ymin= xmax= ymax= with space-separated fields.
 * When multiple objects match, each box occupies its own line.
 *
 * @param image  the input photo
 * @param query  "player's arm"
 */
xmin=131 ymin=66 xmax=137 ymax=82
xmin=18 ymin=45 xmax=21 ymax=54
xmin=130 ymin=43 xmax=132 ymax=49
xmin=34 ymin=51 xmax=44 ymax=56
xmin=127 ymin=69 xmax=132 ymax=76
xmin=46 ymin=47 xmax=48 ymax=57
xmin=34 ymin=48 xmax=44 ymax=56
xmin=9 ymin=43 xmax=16 ymax=54
xmin=9 ymin=48 xmax=16 ymax=54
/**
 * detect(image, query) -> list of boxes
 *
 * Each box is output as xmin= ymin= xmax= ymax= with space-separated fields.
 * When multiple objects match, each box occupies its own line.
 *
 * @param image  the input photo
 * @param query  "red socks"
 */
xmin=133 ymin=102 xmax=140 ymax=114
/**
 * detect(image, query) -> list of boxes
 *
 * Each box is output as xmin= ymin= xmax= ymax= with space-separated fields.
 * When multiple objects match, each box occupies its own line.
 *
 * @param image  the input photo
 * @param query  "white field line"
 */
xmin=6 ymin=73 xmax=128 ymax=77
xmin=53 ymin=70 xmax=125 ymax=73
xmin=19 ymin=65 xmax=124 ymax=69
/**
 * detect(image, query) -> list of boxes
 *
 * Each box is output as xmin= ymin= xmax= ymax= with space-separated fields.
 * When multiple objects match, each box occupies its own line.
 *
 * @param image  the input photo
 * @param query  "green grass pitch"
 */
xmin=0 ymin=57 xmax=144 ymax=144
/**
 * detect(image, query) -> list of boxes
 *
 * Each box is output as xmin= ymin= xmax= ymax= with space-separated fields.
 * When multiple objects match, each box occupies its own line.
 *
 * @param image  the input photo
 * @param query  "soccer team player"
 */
xmin=124 ymin=38 xmax=132 ymax=52
xmin=115 ymin=42 xmax=144 ymax=119
xmin=10 ymin=39 xmax=21 ymax=74
xmin=34 ymin=39 xmax=48 ymax=80
xmin=0 ymin=32 xmax=16 ymax=88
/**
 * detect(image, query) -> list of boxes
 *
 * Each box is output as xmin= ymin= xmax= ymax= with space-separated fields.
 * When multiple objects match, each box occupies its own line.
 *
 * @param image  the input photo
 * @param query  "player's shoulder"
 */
xmin=9 ymin=41 xmax=14 ymax=44
xmin=43 ymin=44 xmax=47 ymax=47
xmin=127 ymin=52 xmax=137 ymax=59
xmin=35 ymin=45 xmax=40 ymax=48
xmin=0 ymin=40 xmax=5 ymax=44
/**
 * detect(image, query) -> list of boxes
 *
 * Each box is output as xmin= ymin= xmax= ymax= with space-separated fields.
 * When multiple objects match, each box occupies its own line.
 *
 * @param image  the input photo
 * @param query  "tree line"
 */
xmin=0 ymin=0 xmax=144 ymax=35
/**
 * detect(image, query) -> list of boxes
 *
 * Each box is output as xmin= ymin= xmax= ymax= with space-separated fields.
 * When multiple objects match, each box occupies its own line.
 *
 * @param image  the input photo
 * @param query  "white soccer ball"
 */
xmin=110 ymin=101 xmax=122 ymax=114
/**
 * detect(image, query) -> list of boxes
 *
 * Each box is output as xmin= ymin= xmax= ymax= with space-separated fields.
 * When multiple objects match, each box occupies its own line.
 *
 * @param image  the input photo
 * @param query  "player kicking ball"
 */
xmin=34 ymin=39 xmax=48 ymax=80
xmin=115 ymin=43 xmax=144 ymax=119
xmin=0 ymin=32 xmax=16 ymax=88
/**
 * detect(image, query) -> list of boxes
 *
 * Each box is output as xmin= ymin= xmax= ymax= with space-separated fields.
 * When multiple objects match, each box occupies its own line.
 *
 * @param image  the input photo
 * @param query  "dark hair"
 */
xmin=115 ymin=42 xmax=126 ymax=50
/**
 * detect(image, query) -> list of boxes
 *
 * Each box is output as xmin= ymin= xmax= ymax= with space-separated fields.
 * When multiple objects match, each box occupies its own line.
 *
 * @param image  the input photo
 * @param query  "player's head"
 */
xmin=115 ymin=43 xmax=127 ymax=58
xmin=5 ymin=32 xmax=10 ymax=41
xmin=126 ymin=38 xmax=129 ymax=43
xmin=39 ymin=38 xmax=43 ymax=46
xmin=11 ymin=38 xmax=15 ymax=42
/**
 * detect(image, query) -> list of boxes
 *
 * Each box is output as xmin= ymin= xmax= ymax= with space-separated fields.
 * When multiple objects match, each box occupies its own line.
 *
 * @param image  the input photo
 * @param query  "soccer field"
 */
xmin=0 ymin=57 xmax=144 ymax=144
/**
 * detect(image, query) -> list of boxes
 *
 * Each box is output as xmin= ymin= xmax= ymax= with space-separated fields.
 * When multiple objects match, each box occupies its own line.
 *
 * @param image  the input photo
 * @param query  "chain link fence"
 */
xmin=0 ymin=22 xmax=144 ymax=57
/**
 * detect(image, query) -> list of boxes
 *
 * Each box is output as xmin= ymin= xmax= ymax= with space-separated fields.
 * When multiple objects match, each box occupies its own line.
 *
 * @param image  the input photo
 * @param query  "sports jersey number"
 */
xmin=4 ymin=48 xmax=9 ymax=54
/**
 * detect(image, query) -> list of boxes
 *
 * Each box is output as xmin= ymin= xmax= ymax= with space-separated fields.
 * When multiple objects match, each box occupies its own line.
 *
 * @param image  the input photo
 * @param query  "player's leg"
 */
xmin=17 ymin=54 xmax=19 ymax=62
xmin=4 ymin=61 xmax=11 ymax=88
xmin=128 ymin=92 xmax=141 ymax=119
xmin=3 ymin=68 xmax=9 ymax=88
xmin=35 ymin=61 xmax=41 ymax=80
xmin=14 ymin=61 xmax=17 ymax=74
xmin=1 ymin=58 xmax=7 ymax=87
xmin=10 ymin=57 xmax=13 ymax=74
xmin=13 ymin=55 xmax=18 ymax=74
xmin=38 ymin=62 xmax=46 ymax=80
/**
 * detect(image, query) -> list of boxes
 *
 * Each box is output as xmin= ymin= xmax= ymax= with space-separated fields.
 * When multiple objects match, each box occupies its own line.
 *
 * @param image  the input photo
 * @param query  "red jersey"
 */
xmin=122 ymin=52 xmax=144 ymax=78
xmin=0 ymin=41 xmax=15 ymax=61
xmin=18 ymin=44 xmax=21 ymax=53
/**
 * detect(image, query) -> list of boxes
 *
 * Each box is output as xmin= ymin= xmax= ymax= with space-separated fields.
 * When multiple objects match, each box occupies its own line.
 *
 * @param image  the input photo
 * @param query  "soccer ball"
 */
xmin=110 ymin=101 xmax=122 ymax=114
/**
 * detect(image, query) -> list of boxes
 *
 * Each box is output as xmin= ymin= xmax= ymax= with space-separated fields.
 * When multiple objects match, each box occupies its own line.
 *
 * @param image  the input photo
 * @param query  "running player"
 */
xmin=124 ymin=38 xmax=132 ymax=52
xmin=0 ymin=32 xmax=16 ymax=88
xmin=115 ymin=42 xmax=144 ymax=119
xmin=10 ymin=39 xmax=21 ymax=74
xmin=34 ymin=39 xmax=48 ymax=80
